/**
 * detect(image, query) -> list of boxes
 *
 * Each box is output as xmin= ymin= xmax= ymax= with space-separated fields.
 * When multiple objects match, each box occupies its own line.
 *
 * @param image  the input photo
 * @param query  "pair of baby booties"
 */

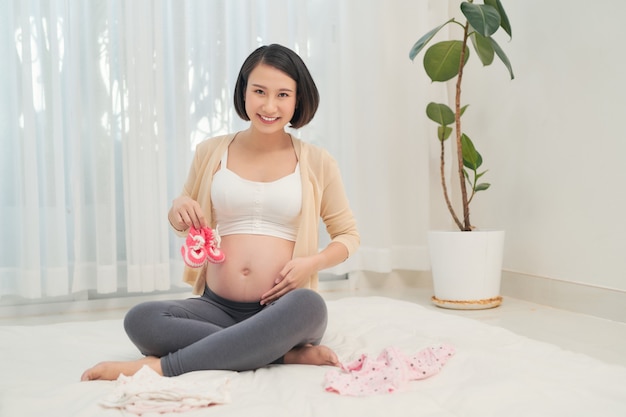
xmin=180 ymin=226 xmax=225 ymax=268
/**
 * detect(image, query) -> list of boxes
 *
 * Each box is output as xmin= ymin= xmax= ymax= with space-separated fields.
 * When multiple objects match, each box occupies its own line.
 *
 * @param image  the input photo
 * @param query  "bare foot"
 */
xmin=284 ymin=344 xmax=339 ymax=367
xmin=80 ymin=356 xmax=162 ymax=381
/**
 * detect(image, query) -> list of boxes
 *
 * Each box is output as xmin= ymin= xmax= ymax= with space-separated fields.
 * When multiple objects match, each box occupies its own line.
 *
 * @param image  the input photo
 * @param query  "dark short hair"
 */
xmin=233 ymin=44 xmax=319 ymax=129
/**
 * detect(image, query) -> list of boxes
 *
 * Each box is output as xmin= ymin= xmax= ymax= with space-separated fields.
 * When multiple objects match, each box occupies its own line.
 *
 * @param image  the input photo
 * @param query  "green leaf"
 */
xmin=475 ymin=183 xmax=491 ymax=192
xmin=490 ymin=37 xmax=515 ymax=80
xmin=470 ymin=30 xmax=495 ymax=66
xmin=460 ymin=104 xmax=469 ymax=116
xmin=461 ymin=134 xmax=483 ymax=170
xmin=438 ymin=126 xmax=453 ymax=141
xmin=475 ymin=169 xmax=488 ymax=180
xmin=426 ymin=102 xmax=455 ymax=125
xmin=463 ymin=154 xmax=483 ymax=171
xmin=409 ymin=18 xmax=455 ymax=61
xmin=484 ymin=0 xmax=512 ymax=38
xmin=423 ymin=41 xmax=469 ymax=82
xmin=461 ymin=2 xmax=500 ymax=37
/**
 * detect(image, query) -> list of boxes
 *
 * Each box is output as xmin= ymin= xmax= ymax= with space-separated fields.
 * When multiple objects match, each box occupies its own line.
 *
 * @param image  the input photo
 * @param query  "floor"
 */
xmin=325 ymin=286 xmax=626 ymax=368
xmin=3 ymin=284 xmax=626 ymax=368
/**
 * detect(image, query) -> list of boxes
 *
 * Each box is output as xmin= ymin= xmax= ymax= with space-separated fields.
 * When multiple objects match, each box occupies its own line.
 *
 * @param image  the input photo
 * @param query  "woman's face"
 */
xmin=245 ymin=64 xmax=297 ymax=134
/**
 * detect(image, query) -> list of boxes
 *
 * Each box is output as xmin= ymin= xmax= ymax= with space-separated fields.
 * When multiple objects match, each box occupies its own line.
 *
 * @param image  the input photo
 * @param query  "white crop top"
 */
xmin=211 ymin=148 xmax=302 ymax=241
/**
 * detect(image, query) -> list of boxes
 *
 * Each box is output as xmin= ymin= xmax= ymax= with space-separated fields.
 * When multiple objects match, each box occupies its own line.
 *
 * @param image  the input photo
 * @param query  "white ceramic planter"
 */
xmin=428 ymin=230 xmax=505 ymax=309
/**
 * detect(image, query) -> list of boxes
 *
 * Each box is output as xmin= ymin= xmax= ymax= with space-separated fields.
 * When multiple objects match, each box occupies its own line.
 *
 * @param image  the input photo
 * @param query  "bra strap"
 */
xmin=220 ymin=147 xmax=228 ymax=170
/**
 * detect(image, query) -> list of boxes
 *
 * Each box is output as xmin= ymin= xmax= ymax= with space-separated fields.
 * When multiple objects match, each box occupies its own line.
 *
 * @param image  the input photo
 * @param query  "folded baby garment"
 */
xmin=325 ymin=344 xmax=455 ymax=396
xmin=100 ymin=365 xmax=230 ymax=415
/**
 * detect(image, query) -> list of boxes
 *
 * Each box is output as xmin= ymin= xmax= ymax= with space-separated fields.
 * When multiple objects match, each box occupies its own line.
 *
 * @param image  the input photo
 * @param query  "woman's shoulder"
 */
xmin=293 ymin=137 xmax=334 ymax=165
xmin=195 ymin=133 xmax=235 ymax=154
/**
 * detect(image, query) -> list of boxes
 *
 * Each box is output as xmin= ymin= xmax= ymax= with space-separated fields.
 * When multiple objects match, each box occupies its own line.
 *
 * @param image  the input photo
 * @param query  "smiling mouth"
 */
xmin=259 ymin=115 xmax=279 ymax=123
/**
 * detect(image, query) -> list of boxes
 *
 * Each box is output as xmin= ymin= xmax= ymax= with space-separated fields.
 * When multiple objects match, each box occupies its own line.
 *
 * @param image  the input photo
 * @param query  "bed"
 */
xmin=1 ymin=296 xmax=625 ymax=416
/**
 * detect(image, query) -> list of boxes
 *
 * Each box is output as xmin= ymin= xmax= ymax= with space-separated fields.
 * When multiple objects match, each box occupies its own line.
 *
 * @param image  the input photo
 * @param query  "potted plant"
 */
xmin=409 ymin=0 xmax=514 ymax=309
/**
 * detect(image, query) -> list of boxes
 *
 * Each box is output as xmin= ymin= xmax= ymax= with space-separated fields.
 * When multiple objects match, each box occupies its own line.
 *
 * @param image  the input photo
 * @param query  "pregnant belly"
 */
xmin=205 ymin=234 xmax=295 ymax=302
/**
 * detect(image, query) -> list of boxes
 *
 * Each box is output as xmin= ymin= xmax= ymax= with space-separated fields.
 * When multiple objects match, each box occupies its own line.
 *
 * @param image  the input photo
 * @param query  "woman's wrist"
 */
xmin=315 ymin=242 xmax=348 ymax=271
xmin=312 ymin=253 xmax=328 ymax=272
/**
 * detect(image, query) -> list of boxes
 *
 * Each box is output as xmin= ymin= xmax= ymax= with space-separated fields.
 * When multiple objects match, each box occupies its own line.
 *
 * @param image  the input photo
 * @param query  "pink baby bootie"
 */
xmin=181 ymin=226 xmax=225 ymax=268
xmin=204 ymin=227 xmax=225 ymax=264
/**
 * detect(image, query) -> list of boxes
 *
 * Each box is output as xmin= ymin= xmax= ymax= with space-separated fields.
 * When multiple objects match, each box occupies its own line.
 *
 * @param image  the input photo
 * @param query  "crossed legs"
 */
xmin=81 ymin=288 xmax=338 ymax=381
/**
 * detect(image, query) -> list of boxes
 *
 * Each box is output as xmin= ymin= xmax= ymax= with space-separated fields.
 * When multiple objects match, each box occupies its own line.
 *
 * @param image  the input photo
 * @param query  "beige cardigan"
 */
xmin=173 ymin=133 xmax=360 ymax=295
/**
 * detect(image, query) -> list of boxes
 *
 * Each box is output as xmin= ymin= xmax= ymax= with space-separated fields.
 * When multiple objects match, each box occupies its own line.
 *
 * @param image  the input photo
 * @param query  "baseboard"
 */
xmin=501 ymin=270 xmax=626 ymax=323
xmin=3 ymin=270 xmax=624 ymax=324
xmin=344 ymin=270 xmax=626 ymax=323
xmin=0 ymin=288 xmax=192 ymax=320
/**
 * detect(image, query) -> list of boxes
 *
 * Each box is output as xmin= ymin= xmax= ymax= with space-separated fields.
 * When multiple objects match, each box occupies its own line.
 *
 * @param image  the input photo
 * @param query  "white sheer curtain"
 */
xmin=1 ymin=0 xmax=442 ymax=303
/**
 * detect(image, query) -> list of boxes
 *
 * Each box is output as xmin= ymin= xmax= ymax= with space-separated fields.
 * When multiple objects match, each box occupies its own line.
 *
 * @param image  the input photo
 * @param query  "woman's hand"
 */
xmin=168 ymin=196 xmax=207 ymax=231
xmin=260 ymin=256 xmax=322 ymax=305
xmin=259 ymin=242 xmax=348 ymax=305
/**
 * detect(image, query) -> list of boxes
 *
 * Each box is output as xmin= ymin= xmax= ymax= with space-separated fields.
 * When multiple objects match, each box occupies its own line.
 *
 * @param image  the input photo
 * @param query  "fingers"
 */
xmin=182 ymin=205 xmax=206 ymax=230
xmin=260 ymin=260 xmax=311 ymax=305
xmin=260 ymin=281 xmax=283 ymax=305
xmin=171 ymin=197 xmax=206 ymax=230
xmin=260 ymin=290 xmax=280 ymax=306
xmin=179 ymin=206 xmax=205 ymax=230
xmin=260 ymin=276 xmax=292 ymax=305
xmin=191 ymin=205 xmax=207 ymax=229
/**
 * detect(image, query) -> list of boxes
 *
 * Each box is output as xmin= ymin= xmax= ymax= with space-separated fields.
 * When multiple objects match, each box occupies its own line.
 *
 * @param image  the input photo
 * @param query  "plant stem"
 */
xmin=440 ymin=136 xmax=464 ymax=230
xmin=455 ymin=21 xmax=472 ymax=231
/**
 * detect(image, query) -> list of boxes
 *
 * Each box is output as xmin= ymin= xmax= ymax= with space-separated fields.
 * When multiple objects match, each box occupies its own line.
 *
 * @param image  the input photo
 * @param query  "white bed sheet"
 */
xmin=1 ymin=296 xmax=625 ymax=417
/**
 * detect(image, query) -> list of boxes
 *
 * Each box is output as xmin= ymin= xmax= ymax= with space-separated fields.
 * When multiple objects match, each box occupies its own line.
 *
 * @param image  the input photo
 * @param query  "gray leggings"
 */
xmin=123 ymin=286 xmax=328 ymax=376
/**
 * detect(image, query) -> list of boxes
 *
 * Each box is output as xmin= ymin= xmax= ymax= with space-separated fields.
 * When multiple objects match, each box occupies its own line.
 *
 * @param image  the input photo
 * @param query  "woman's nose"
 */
xmin=263 ymin=97 xmax=277 ymax=112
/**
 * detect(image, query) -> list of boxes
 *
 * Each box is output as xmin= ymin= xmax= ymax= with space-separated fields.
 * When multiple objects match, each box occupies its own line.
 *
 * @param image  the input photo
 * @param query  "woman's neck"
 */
xmin=237 ymin=128 xmax=292 ymax=152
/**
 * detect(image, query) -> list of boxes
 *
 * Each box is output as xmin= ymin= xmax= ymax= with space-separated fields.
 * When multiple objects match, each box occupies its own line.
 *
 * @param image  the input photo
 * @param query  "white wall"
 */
xmin=450 ymin=1 xmax=626 ymax=292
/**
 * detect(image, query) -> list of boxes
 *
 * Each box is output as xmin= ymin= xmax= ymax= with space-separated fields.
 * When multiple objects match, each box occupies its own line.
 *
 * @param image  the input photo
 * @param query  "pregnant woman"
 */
xmin=81 ymin=44 xmax=359 ymax=380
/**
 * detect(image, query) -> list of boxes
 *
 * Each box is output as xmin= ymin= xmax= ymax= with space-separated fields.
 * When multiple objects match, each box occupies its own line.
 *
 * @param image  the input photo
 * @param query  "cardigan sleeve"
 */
xmin=169 ymin=135 xmax=231 ymax=236
xmin=168 ymin=148 xmax=204 ymax=238
xmin=170 ymin=134 xmax=233 ymax=294
xmin=318 ymin=150 xmax=360 ymax=257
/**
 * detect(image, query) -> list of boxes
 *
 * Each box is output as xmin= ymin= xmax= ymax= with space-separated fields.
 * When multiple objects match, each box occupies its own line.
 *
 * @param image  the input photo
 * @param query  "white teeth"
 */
xmin=260 ymin=115 xmax=277 ymax=122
